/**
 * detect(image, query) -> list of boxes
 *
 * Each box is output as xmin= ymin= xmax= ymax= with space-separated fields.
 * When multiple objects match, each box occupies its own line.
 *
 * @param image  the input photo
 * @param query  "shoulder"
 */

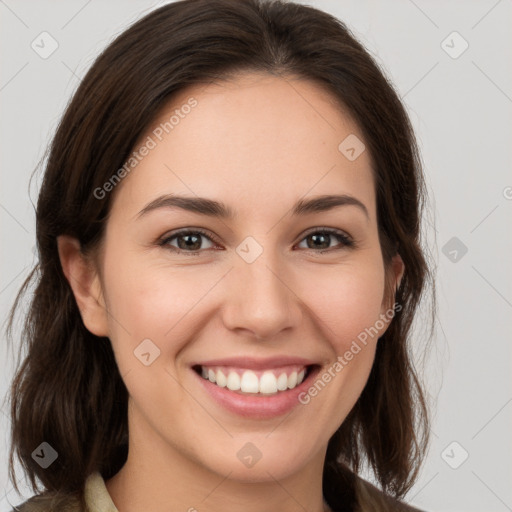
xmin=9 ymin=493 xmax=81 ymax=512
xmin=354 ymin=475 xmax=425 ymax=512
xmin=8 ymin=472 xmax=115 ymax=512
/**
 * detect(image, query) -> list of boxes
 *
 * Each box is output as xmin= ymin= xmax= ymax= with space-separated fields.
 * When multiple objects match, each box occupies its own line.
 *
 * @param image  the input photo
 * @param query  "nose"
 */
xmin=221 ymin=249 xmax=303 ymax=340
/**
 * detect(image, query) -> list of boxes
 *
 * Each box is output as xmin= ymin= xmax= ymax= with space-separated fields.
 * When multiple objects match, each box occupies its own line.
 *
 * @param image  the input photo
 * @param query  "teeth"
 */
xmin=216 ymin=369 xmax=227 ymax=387
xmin=287 ymin=371 xmax=298 ymax=389
xmin=276 ymin=372 xmax=288 ymax=391
xmin=226 ymin=371 xmax=241 ymax=391
xmin=240 ymin=371 xmax=259 ymax=393
xmin=259 ymin=372 xmax=278 ymax=394
xmin=198 ymin=365 xmax=309 ymax=394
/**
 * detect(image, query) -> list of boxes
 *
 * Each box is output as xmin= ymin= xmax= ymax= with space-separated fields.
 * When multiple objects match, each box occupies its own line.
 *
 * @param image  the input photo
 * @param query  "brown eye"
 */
xmin=158 ymin=227 xmax=354 ymax=256
xmin=297 ymin=229 xmax=354 ymax=252
xmin=160 ymin=229 xmax=216 ymax=253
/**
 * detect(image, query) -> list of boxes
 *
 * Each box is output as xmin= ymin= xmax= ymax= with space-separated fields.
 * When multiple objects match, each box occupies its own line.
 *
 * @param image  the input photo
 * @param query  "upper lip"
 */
xmin=192 ymin=356 xmax=318 ymax=370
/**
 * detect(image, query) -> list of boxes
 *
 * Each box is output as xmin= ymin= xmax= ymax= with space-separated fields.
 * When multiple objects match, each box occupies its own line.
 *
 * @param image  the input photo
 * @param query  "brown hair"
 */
xmin=4 ymin=0 xmax=435 ymax=510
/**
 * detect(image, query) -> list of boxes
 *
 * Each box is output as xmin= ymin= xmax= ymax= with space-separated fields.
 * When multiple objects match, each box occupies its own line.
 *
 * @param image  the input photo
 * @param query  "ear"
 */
xmin=390 ymin=252 xmax=405 ymax=296
xmin=57 ymin=235 xmax=109 ymax=337
xmin=378 ymin=252 xmax=405 ymax=334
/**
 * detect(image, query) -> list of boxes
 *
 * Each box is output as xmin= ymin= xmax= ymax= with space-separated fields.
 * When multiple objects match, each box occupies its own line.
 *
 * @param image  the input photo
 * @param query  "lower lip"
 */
xmin=192 ymin=366 xmax=321 ymax=419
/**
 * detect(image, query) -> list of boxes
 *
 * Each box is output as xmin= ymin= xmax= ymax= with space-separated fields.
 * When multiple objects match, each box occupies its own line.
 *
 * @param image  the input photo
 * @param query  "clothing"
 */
xmin=83 ymin=472 xmax=118 ymax=512
xmin=11 ymin=470 xmax=424 ymax=512
xmin=11 ymin=472 xmax=117 ymax=512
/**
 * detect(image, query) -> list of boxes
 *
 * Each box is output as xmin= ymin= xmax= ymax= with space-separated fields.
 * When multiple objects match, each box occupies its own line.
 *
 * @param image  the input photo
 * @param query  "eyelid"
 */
xmin=299 ymin=225 xmax=352 ymax=241
xmin=158 ymin=227 xmax=221 ymax=250
xmin=295 ymin=226 xmax=355 ymax=252
xmin=158 ymin=226 xmax=355 ymax=253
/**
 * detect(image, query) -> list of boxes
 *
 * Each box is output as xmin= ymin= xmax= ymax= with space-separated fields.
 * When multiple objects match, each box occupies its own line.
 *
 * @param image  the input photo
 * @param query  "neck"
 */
xmin=105 ymin=405 xmax=333 ymax=512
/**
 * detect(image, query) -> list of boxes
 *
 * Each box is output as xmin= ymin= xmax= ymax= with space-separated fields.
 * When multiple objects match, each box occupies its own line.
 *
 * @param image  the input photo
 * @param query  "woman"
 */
xmin=5 ymin=0 xmax=434 ymax=510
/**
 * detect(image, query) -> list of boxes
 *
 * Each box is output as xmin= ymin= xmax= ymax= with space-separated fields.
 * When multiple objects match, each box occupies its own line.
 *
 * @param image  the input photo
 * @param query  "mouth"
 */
xmin=192 ymin=363 xmax=318 ymax=395
xmin=189 ymin=353 xmax=325 ymax=419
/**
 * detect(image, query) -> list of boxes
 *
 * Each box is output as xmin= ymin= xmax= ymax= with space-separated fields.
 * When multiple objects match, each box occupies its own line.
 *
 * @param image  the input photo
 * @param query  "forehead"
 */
xmin=111 ymin=72 xmax=375 ymax=222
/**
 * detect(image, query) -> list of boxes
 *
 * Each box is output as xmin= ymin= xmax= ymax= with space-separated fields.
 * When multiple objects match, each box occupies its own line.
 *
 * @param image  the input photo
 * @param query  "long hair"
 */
xmin=5 ymin=0 xmax=435 ymax=509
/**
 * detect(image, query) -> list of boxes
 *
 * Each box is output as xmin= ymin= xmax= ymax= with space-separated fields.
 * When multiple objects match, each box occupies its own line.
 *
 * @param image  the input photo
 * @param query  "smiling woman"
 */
xmin=5 ymin=1 xmax=434 ymax=511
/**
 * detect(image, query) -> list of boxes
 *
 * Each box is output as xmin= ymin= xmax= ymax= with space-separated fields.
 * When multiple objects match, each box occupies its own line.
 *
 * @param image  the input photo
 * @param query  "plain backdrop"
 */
xmin=1 ymin=1 xmax=511 ymax=511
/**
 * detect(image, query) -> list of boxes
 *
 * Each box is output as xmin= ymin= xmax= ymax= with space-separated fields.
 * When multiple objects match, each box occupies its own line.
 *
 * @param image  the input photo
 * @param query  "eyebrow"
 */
xmin=136 ymin=193 xmax=369 ymax=221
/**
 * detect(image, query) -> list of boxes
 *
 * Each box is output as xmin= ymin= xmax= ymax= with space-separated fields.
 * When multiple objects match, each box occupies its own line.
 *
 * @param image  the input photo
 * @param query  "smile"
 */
xmin=196 ymin=364 xmax=308 ymax=394
xmin=191 ymin=363 xmax=321 ymax=419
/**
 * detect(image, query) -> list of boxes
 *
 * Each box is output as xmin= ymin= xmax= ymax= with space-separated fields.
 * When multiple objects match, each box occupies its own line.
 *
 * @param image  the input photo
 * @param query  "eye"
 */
xmin=158 ymin=227 xmax=355 ymax=255
xmin=295 ymin=228 xmax=354 ymax=253
xmin=159 ymin=228 xmax=217 ymax=255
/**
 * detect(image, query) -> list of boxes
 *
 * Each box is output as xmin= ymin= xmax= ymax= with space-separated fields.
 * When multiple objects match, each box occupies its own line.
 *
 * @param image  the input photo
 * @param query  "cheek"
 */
xmin=101 ymin=245 xmax=220 ymax=359
xmin=292 ymin=259 xmax=386 ymax=433
xmin=303 ymin=258 xmax=386 ymax=353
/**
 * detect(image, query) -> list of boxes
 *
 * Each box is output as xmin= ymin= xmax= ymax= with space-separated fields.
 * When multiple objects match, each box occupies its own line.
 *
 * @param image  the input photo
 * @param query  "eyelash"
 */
xmin=157 ymin=227 xmax=355 ymax=256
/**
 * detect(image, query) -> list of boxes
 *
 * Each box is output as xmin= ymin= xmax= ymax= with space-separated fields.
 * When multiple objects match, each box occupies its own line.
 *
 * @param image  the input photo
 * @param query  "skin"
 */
xmin=58 ymin=72 xmax=404 ymax=512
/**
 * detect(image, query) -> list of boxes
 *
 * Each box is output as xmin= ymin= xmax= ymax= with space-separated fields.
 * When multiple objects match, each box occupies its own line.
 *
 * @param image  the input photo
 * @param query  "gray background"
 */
xmin=1 ymin=1 xmax=511 ymax=511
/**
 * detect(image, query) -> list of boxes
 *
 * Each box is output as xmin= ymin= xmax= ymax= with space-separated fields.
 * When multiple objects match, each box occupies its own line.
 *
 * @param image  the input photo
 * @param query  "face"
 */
xmin=61 ymin=72 xmax=403 ymax=483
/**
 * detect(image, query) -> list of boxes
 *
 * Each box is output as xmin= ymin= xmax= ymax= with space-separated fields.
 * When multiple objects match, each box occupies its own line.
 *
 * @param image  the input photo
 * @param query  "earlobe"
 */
xmin=56 ymin=235 xmax=109 ymax=337
xmin=378 ymin=252 xmax=405 ymax=338
xmin=393 ymin=253 xmax=405 ymax=294
xmin=388 ymin=252 xmax=405 ymax=308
